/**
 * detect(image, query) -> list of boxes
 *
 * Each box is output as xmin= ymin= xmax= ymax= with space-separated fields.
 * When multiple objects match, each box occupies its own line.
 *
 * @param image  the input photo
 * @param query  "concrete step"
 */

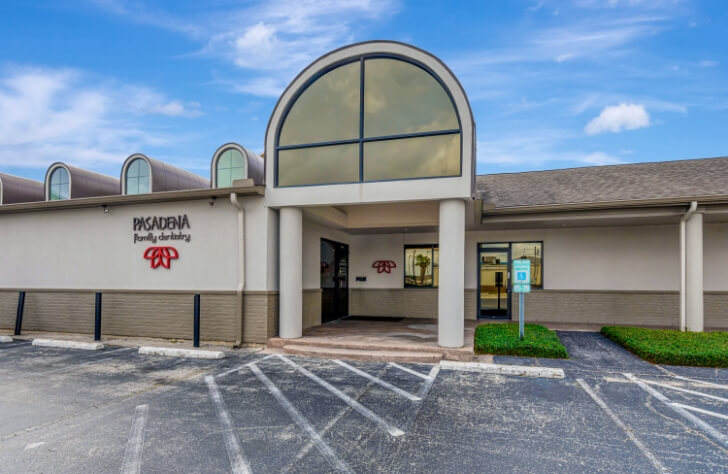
xmin=267 ymin=337 xmax=444 ymax=354
xmin=280 ymin=344 xmax=443 ymax=364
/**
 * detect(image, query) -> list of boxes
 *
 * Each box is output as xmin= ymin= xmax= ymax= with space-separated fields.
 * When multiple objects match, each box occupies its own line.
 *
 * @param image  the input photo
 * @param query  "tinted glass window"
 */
xmin=49 ymin=167 xmax=70 ymax=200
xmin=279 ymin=61 xmax=360 ymax=146
xmin=278 ymin=144 xmax=359 ymax=186
xmin=216 ymin=149 xmax=246 ymax=187
xmin=364 ymin=133 xmax=459 ymax=181
xmin=126 ymin=158 xmax=150 ymax=195
xmin=512 ymin=242 xmax=543 ymax=288
xmin=404 ymin=245 xmax=439 ymax=288
xmin=364 ymin=58 xmax=458 ymax=137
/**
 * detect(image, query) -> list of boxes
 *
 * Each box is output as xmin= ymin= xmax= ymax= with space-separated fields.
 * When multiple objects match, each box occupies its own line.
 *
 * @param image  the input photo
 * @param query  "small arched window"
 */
xmin=125 ymin=158 xmax=150 ymax=195
xmin=49 ymin=167 xmax=70 ymax=200
xmin=216 ymin=148 xmax=246 ymax=188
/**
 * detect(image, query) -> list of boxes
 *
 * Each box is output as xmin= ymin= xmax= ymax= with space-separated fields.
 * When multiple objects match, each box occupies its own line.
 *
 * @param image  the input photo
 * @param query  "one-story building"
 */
xmin=1 ymin=41 xmax=726 ymax=348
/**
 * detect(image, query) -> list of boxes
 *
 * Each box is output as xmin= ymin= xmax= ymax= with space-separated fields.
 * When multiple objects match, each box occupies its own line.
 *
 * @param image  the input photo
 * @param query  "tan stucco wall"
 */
xmin=243 ymin=291 xmax=279 ymax=343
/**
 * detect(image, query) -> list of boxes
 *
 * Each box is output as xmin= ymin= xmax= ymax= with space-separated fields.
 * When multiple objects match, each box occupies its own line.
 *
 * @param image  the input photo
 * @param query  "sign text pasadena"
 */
xmin=133 ymin=215 xmax=192 ymax=244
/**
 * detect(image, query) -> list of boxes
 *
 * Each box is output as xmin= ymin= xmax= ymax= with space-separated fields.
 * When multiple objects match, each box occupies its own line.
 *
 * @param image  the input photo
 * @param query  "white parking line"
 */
xmin=643 ymin=379 xmax=728 ymax=403
xmin=388 ymin=362 xmax=433 ymax=380
xmin=250 ymin=363 xmax=353 ymax=473
xmin=416 ymin=366 xmax=440 ymax=399
xmin=120 ymin=404 xmax=149 ymax=474
xmin=205 ymin=375 xmax=252 ymax=474
xmin=333 ymin=360 xmax=421 ymax=401
xmin=277 ymin=355 xmax=405 ymax=437
xmin=215 ymin=354 xmax=276 ymax=379
xmin=671 ymin=403 xmax=728 ymax=421
xmin=576 ymin=379 xmax=667 ymax=473
xmin=656 ymin=366 xmax=728 ymax=390
xmin=624 ymin=373 xmax=728 ymax=449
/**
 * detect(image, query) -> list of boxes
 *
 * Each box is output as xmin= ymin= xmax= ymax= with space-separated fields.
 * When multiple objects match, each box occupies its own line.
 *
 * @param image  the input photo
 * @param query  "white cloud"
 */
xmin=581 ymin=151 xmax=623 ymax=165
xmin=584 ymin=102 xmax=650 ymax=134
xmin=555 ymin=53 xmax=576 ymax=63
xmin=0 ymin=66 xmax=196 ymax=168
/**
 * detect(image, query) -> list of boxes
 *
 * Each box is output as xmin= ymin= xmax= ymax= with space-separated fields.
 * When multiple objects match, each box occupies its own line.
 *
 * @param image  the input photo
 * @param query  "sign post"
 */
xmin=512 ymin=259 xmax=531 ymax=340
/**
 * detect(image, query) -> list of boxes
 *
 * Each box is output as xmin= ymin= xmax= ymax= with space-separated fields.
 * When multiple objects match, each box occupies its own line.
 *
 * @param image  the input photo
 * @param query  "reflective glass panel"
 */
xmin=216 ymin=149 xmax=246 ymax=187
xmin=364 ymin=58 xmax=458 ymax=137
xmin=512 ymin=242 xmax=543 ymax=288
xmin=363 ymin=132 xmax=459 ymax=181
xmin=126 ymin=159 xmax=150 ymax=194
xmin=278 ymin=144 xmax=359 ymax=187
xmin=49 ymin=167 xmax=69 ymax=200
xmin=404 ymin=246 xmax=438 ymax=288
xmin=479 ymin=250 xmax=509 ymax=317
xmin=279 ymin=61 xmax=360 ymax=146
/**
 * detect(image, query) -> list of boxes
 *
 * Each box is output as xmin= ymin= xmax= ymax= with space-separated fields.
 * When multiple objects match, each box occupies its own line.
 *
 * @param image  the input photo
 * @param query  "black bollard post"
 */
xmin=94 ymin=292 xmax=102 ymax=341
xmin=193 ymin=294 xmax=200 ymax=348
xmin=14 ymin=291 xmax=25 ymax=336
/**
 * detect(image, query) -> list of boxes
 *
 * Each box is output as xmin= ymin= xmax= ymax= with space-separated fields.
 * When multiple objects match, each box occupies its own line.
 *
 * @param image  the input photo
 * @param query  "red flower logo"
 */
xmin=144 ymin=246 xmax=179 ymax=269
xmin=372 ymin=260 xmax=396 ymax=274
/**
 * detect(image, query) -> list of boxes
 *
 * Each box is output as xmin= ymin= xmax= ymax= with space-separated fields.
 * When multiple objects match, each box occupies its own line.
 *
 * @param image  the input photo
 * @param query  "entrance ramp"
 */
xmin=267 ymin=318 xmax=475 ymax=364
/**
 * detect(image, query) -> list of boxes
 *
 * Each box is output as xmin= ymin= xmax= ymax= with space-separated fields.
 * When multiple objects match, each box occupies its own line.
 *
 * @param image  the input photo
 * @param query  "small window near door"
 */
xmin=404 ymin=245 xmax=439 ymax=287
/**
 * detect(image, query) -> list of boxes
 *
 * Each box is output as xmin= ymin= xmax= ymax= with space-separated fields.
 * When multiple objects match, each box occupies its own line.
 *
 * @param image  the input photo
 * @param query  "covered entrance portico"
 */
xmin=278 ymin=199 xmax=468 ymax=349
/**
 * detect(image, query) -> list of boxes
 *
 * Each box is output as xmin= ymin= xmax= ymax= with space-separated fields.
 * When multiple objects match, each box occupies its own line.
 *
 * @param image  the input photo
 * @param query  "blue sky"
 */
xmin=0 ymin=0 xmax=726 ymax=181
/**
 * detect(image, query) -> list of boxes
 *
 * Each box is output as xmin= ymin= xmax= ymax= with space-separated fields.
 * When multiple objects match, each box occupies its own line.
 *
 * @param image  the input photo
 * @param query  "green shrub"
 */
xmin=474 ymin=323 xmax=568 ymax=358
xmin=601 ymin=326 xmax=728 ymax=367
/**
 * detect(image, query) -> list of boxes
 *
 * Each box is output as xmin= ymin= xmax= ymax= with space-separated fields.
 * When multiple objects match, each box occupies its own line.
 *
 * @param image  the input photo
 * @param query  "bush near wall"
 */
xmin=601 ymin=326 xmax=728 ymax=367
xmin=474 ymin=323 xmax=568 ymax=359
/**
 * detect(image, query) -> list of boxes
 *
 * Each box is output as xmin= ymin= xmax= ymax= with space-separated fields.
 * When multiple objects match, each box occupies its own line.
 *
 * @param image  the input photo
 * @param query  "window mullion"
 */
xmin=359 ymin=56 xmax=365 ymax=183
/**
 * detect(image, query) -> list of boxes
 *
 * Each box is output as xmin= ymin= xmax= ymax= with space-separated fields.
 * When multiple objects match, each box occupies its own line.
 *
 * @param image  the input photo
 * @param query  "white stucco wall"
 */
xmin=304 ymin=223 xmax=692 ymax=292
xmin=704 ymin=223 xmax=728 ymax=292
xmin=0 ymin=195 xmax=273 ymax=292
xmin=302 ymin=219 xmax=353 ymax=290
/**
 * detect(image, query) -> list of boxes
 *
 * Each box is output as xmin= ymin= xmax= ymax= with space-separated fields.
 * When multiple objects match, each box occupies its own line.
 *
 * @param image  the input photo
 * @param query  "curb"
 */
xmin=32 ymin=339 xmax=104 ymax=351
xmin=439 ymin=360 xmax=565 ymax=379
xmin=138 ymin=346 xmax=226 ymax=360
xmin=0 ymin=335 xmax=13 ymax=343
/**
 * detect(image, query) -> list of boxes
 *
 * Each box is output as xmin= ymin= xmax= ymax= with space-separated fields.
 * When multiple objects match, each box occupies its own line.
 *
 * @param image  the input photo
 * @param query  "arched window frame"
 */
xmin=211 ymin=144 xmax=248 ymax=188
xmin=123 ymin=156 xmax=152 ymax=195
xmin=47 ymin=165 xmax=71 ymax=201
xmin=274 ymin=53 xmax=463 ymax=188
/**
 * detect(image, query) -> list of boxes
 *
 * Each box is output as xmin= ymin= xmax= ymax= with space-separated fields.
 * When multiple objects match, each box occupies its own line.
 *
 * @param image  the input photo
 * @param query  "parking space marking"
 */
xmin=333 ymin=360 xmax=421 ymax=401
xmin=250 ymin=363 xmax=354 ymax=474
xmin=204 ymin=375 xmax=252 ymax=474
xmin=642 ymin=379 xmax=728 ymax=403
xmin=388 ymin=362 xmax=433 ymax=380
xmin=624 ymin=373 xmax=728 ymax=449
xmin=416 ymin=366 xmax=440 ymax=400
xmin=120 ymin=404 xmax=149 ymax=474
xmin=277 ymin=355 xmax=405 ymax=437
xmin=576 ymin=379 xmax=667 ymax=473
xmin=671 ymin=403 xmax=728 ymax=421
xmin=656 ymin=366 xmax=728 ymax=390
xmin=215 ymin=354 xmax=275 ymax=379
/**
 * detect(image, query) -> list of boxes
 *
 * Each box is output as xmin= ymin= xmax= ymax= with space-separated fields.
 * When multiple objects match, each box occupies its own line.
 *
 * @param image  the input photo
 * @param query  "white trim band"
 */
xmin=138 ymin=346 xmax=226 ymax=359
xmin=32 ymin=338 xmax=104 ymax=350
xmin=439 ymin=360 xmax=565 ymax=379
xmin=0 ymin=336 xmax=13 ymax=343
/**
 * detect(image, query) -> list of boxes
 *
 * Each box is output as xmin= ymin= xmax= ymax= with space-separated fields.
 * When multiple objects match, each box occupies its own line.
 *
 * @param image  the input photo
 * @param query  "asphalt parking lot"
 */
xmin=1 ymin=332 xmax=728 ymax=473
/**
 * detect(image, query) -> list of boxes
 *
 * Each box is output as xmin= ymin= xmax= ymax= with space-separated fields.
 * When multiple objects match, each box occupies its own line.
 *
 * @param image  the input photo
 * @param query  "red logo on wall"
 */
xmin=144 ymin=246 xmax=179 ymax=269
xmin=372 ymin=260 xmax=397 ymax=274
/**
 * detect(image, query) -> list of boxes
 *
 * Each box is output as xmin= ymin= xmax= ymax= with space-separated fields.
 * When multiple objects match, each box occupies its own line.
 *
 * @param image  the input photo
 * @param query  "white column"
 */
xmin=438 ymin=199 xmax=465 ymax=348
xmin=279 ymin=207 xmax=303 ymax=339
xmin=685 ymin=211 xmax=704 ymax=332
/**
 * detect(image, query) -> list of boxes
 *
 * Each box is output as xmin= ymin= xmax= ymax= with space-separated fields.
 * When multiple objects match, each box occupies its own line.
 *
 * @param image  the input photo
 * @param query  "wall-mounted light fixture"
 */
xmin=102 ymin=204 xmax=109 ymax=214
xmin=209 ymin=196 xmax=217 ymax=207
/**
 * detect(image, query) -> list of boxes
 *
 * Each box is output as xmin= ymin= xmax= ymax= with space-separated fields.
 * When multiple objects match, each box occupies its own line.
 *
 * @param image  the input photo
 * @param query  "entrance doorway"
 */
xmin=321 ymin=239 xmax=349 ymax=323
xmin=478 ymin=245 xmax=510 ymax=318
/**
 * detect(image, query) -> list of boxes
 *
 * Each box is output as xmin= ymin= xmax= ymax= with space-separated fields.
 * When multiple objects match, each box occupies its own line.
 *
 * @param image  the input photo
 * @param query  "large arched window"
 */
xmin=49 ymin=167 xmax=70 ymax=200
xmin=276 ymin=56 xmax=461 ymax=187
xmin=215 ymin=148 xmax=246 ymax=188
xmin=125 ymin=158 xmax=150 ymax=195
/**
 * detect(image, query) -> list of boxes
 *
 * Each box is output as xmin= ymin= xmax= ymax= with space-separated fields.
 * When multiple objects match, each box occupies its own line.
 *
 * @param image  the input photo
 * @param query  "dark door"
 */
xmin=478 ymin=247 xmax=511 ymax=319
xmin=321 ymin=239 xmax=349 ymax=323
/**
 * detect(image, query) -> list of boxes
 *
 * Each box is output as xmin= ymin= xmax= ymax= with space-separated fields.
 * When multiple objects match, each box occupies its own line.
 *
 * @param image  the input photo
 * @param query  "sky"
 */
xmin=0 ymin=0 xmax=726 ymax=181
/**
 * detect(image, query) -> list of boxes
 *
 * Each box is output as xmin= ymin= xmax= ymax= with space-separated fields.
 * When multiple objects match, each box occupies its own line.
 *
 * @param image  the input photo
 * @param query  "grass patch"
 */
xmin=474 ymin=323 xmax=568 ymax=358
xmin=601 ymin=326 xmax=728 ymax=367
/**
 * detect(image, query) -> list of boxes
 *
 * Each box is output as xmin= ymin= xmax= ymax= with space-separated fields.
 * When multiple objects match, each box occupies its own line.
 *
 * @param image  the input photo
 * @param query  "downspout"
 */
xmin=230 ymin=193 xmax=245 ymax=347
xmin=679 ymin=201 xmax=698 ymax=331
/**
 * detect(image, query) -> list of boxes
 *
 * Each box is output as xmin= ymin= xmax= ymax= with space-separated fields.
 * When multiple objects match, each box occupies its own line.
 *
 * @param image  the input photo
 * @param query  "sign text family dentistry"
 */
xmin=132 ymin=215 xmax=192 ymax=244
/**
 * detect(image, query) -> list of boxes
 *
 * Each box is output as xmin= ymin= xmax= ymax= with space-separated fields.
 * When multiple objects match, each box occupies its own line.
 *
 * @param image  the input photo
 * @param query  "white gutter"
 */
xmin=230 ymin=192 xmax=245 ymax=346
xmin=679 ymin=201 xmax=698 ymax=331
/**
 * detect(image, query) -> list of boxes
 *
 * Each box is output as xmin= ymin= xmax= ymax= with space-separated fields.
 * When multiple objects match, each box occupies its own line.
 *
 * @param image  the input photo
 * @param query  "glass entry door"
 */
xmin=321 ymin=239 xmax=349 ymax=323
xmin=478 ymin=247 xmax=510 ymax=319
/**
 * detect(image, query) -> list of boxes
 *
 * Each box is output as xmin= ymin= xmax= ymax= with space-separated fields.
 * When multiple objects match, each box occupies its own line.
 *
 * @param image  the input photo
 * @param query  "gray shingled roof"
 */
xmin=476 ymin=157 xmax=728 ymax=209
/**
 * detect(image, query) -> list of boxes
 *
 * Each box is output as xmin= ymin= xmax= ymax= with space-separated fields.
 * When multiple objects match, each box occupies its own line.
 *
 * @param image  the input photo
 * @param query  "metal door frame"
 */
xmin=476 ymin=244 xmax=511 ymax=319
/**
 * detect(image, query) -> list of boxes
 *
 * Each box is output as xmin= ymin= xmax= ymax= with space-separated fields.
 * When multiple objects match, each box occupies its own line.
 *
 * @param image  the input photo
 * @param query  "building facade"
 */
xmin=1 ymin=41 xmax=727 ymax=347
